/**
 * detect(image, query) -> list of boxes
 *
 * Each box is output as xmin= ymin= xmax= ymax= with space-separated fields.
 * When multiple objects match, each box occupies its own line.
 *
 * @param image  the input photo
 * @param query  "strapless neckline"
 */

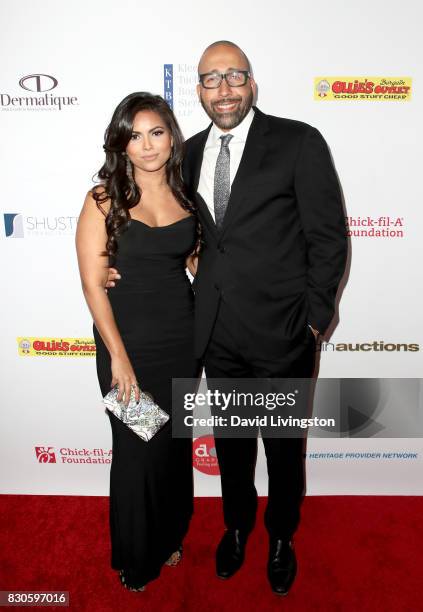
xmin=129 ymin=216 xmax=194 ymax=230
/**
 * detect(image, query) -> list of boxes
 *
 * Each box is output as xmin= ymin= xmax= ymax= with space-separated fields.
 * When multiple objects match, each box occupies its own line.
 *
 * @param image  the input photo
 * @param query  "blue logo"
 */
xmin=4 ymin=213 xmax=24 ymax=238
xmin=164 ymin=64 xmax=174 ymax=109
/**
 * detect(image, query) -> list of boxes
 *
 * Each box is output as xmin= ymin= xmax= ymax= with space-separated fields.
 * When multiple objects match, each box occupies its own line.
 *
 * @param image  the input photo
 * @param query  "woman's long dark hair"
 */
xmin=92 ymin=92 xmax=201 ymax=263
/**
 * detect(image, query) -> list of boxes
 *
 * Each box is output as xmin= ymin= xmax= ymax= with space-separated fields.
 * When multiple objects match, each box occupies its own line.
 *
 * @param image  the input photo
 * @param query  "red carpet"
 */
xmin=1 ymin=495 xmax=422 ymax=612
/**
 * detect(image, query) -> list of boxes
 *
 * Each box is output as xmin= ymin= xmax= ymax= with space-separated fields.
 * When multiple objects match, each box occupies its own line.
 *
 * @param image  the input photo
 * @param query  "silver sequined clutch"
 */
xmin=103 ymin=386 xmax=169 ymax=442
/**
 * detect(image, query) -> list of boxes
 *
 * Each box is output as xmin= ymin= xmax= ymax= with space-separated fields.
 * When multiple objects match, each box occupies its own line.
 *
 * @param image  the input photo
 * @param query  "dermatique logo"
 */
xmin=1 ymin=74 xmax=79 ymax=111
xmin=3 ymin=213 xmax=79 ymax=237
xmin=19 ymin=74 xmax=58 ymax=92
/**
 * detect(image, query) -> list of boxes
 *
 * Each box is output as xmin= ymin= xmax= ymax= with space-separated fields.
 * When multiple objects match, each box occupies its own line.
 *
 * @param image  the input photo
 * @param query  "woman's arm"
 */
xmin=75 ymin=191 xmax=139 ymax=404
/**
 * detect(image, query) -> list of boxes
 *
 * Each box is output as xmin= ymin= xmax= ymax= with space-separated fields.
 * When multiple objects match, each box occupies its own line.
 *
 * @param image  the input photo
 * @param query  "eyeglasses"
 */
xmin=198 ymin=70 xmax=250 ymax=89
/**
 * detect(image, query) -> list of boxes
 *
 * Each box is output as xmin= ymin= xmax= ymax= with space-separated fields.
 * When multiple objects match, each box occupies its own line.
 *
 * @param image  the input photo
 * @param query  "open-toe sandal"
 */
xmin=165 ymin=544 xmax=183 ymax=566
xmin=119 ymin=569 xmax=145 ymax=592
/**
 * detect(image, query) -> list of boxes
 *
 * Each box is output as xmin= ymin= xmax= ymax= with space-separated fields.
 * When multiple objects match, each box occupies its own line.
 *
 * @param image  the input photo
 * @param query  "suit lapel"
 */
xmin=187 ymin=107 xmax=270 ymax=240
xmin=219 ymin=107 xmax=269 ymax=237
xmin=186 ymin=124 xmax=218 ymax=237
xmin=190 ymin=125 xmax=211 ymax=194
xmin=196 ymin=191 xmax=216 ymax=236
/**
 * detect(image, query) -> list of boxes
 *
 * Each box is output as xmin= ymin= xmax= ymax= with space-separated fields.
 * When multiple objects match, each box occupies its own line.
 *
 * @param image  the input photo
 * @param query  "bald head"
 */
xmin=198 ymin=41 xmax=252 ymax=75
xmin=196 ymin=40 xmax=256 ymax=131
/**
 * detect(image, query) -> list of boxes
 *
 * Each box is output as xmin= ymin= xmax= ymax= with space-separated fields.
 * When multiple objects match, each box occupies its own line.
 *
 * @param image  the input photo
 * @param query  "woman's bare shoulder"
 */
xmin=85 ymin=184 xmax=111 ymax=217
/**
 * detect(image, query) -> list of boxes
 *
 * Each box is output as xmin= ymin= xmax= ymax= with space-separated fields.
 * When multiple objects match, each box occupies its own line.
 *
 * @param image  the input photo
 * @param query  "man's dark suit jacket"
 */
xmin=183 ymin=106 xmax=347 ymax=359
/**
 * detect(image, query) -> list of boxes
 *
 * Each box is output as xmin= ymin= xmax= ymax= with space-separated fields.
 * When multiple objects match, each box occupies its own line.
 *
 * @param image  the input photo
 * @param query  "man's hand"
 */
xmin=186 ymin=254 xmax=198 ymax=277
xmin=310 ymin=325 xmax=320 ymax=339
xmin=105 ymin=267 xmax=121 ymax=289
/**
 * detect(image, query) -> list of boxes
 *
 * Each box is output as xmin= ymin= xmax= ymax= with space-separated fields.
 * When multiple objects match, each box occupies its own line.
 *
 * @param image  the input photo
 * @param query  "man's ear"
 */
xmin=196 ymin=83 xmax=201 ymax=101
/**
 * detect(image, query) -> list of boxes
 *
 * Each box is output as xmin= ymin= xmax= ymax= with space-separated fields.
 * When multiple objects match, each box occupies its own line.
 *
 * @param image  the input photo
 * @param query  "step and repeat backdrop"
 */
xmin=1 ymin=0 xmax=422 ymax=496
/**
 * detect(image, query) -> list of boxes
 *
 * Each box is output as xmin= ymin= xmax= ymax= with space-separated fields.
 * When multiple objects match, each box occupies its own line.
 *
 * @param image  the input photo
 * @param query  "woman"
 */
xmin=75 ymin=92 xmax=200 ymax=591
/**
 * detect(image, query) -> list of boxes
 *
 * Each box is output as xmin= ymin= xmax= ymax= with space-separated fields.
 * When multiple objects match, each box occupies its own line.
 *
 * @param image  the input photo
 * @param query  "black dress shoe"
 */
xmin=267 ymin=539 xmax=297 ymax=596
xmin=216 ymin=529 xmax=248 ymax=579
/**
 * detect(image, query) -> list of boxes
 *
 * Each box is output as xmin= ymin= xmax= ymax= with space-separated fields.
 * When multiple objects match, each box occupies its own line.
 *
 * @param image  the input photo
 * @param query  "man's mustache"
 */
xmin=211 ymin=98 xmax=242 ymax=108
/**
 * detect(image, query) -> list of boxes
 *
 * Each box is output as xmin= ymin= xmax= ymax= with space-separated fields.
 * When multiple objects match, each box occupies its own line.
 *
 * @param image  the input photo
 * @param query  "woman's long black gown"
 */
xmin=93 ymin=215 xmax=199 ymax=587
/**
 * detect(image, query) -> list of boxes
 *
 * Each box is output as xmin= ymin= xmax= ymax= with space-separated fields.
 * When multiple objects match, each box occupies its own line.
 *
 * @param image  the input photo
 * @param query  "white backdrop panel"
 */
xmin=1 ymin=0 xmax=422 ymax=496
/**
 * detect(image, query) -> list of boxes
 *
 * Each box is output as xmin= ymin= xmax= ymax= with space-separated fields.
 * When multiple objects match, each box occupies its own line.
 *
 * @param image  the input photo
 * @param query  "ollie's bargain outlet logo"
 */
xmin=35 ymin=446 xmax=112 ymax=464
xmin=193 ymin=436 xmax=220 ymax=475
xmin=17 ymin=337 xmax=96 ymax=357
xmin=314 ymin=77 xmax=412 ymax=101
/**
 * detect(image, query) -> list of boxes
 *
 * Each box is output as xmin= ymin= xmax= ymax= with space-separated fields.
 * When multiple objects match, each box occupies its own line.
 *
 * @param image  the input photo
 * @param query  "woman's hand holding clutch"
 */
xmin=111 ymin=354 xmax=140 ymax=406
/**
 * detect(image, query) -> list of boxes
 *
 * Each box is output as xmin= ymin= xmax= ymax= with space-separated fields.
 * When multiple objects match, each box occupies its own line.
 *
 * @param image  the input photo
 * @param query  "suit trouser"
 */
xmin=203 ymin=298 xmax=316 ymax=539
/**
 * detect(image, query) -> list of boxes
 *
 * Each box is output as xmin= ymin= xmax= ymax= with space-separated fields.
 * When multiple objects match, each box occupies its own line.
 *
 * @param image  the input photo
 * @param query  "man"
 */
xmin=108 ymin=41 xmax=347 ymax=595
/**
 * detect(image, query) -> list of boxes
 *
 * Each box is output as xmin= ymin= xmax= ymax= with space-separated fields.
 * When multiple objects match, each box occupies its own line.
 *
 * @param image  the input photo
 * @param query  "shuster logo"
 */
xmin=19 ymin=74 xmax=58 ymax=92
xmin=4 ymin=213 xmax=24 ymax=238
xmin=3 ymin=213 xmax=79 ymax=237
xmin=35 ymin=446 xmax=56 ymax=463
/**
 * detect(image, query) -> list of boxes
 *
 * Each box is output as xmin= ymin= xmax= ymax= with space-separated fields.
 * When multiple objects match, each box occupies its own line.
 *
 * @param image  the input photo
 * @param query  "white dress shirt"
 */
xmin=197 ymin=107 xmax=255 ymax=221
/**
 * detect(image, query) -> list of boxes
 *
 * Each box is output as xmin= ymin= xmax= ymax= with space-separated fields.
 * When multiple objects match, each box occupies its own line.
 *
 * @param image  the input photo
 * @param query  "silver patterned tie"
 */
xmin=213 ymin=134 xmax=233 ymax=229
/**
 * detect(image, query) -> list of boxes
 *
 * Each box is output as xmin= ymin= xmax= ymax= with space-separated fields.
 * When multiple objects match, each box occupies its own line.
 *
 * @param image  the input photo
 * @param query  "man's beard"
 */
xmin=200 ymin=89 xmax=253 ymax=130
